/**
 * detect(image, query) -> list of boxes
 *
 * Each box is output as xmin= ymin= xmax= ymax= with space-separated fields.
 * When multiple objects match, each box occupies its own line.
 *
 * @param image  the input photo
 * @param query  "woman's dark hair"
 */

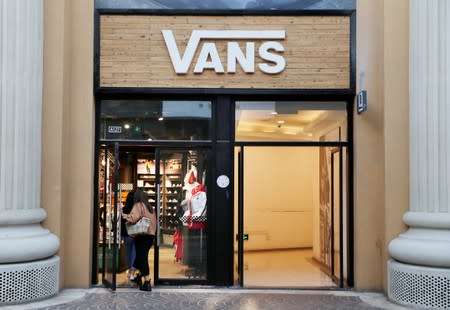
xmin=123 ymin=191 xmax=135 ymax=214
xmin=133 ymin=188 xmax=153 ymax=213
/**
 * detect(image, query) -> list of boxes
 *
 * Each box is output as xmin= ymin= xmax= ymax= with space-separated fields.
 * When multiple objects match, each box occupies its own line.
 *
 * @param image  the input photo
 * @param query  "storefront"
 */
xmin=93 ymin=9 xmax=355 ymax=289
xmin=5 ymin=0 xmax=450 ymax=305
xmin=8 ymin=0 xmax=435 ymax=307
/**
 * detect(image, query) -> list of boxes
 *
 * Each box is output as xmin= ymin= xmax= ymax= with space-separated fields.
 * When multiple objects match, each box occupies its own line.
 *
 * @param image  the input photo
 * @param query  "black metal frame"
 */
xmin=100 ymin=143 xmax=120 ymax=290
xmin=153 ymin=146 xmax=212 ymax=286
xmin=329 ymin=147 xmax=345 ymax=288
xmin=236 ymin=142 xmax=349 ymax=289
xmin=92 ymin=8 xmax=356 ymax=289
xmin=237 ymin=147 xmax=244 ymax=287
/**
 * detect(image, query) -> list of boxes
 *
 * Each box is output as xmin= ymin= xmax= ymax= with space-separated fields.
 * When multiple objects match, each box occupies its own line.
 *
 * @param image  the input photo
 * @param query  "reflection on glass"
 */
xmin=136 ymin=149 xmax=208 ymax=280
xmin=97 ymin=147 xmax=120 ymax=286
xmin=235 ymin=101 xmax=347 ymax=142
xmin=95 ymin=0 xmax=355 ymax=10
xmin=100 ymin=100 xmax=211 ymax=141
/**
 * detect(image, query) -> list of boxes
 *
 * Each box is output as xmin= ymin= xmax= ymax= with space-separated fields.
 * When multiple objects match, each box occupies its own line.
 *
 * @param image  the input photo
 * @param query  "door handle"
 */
xmin=118 ymin=185 xmax=122 ymax=249
xmin=156 ymin=184 xmax=161 ymax=247
xmin=108 ymin=183 xmax=112 ymax=249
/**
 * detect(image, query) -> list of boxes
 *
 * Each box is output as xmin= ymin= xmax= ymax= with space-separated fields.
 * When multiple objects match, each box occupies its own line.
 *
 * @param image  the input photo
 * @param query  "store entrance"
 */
xmin=95 ymin=144 xmax=210 ymax=290
xmin=235 ymin=146 xmax=347 ymax=288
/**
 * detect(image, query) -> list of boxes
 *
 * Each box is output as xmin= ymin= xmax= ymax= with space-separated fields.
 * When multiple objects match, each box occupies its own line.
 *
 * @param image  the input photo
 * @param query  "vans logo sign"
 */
xmin=162 ymin=30 xmax=286 ymax=75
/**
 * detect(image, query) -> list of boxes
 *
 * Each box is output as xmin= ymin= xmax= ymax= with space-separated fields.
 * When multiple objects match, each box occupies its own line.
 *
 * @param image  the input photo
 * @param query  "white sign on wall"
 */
xmin=108 ymin=126 xmax=122 ymax=133
xmin=162 ymin=30 xmax=286 ymax=75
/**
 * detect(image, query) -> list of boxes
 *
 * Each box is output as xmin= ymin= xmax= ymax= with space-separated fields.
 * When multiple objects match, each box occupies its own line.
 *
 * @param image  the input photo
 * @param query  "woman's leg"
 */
xmin=124 ymin=236 xmax=136 ymax=270
xmin=139 ymin=236 xmax=154 ymax=277
xmin=133 ymin=236 xmax=145 ymax=275
xmin=133 ymin=236 xmax=154 ymax=275
xmin=140 ymin=236 xmax=154 ymax=291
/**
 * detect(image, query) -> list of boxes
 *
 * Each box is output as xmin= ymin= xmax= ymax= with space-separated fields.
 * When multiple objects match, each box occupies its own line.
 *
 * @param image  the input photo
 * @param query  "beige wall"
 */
xmin=354 ymin=0 xmax=409 ymax=291
xmin=240 ymin=147 xmax=318 ymax=251
xmin=354 ymin=0 xmax=385 ymax=290
xmin=382 ymin=0 xmax=409 ymax=291
xmin=42 ymin=0 xmax=94 ymax=288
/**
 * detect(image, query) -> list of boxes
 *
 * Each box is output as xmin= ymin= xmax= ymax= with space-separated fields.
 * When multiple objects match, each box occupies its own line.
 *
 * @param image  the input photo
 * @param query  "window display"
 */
xmin=134 ymin=149 xmax=209 ymax=280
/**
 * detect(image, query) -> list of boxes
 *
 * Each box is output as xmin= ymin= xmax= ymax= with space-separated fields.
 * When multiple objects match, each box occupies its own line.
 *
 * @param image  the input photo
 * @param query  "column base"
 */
xmin=388 ymin=259 xmax=450 ymax=309
xmin=0 ymin=256 xmax=60 ymax=305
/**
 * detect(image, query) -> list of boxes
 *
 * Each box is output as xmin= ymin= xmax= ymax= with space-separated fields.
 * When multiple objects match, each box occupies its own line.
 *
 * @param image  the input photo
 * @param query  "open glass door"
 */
xmin=330 ymin=148 xmax=343 ymax=286
xmin=235 ymin=146 xmax=346 ymax=288
xmin=98 ymin=143 xmax=120 ymax=290
xmin=153 ymin=148 xmax=209 ymax=283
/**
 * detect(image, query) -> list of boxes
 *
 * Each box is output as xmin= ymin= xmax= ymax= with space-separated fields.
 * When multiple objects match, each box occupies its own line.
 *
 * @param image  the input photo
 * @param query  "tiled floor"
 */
xmin=241 ymin=248 xmax=336 ymax=288
xmin=18 ymin=248 xmax=412 ymax=310
xmin=115 ymin=247 xmax=336 ymax=288
xmin=1 ymin=288 xmax=411 ymax=310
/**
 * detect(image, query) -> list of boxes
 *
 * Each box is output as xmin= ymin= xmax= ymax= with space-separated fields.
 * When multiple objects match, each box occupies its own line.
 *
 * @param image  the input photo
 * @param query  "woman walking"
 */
xmin=122 ymin=189 xmax=156 ymax=291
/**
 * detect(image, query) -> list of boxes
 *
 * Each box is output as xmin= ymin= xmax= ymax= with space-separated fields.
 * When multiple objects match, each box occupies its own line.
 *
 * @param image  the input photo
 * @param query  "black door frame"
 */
xmin=100 ymin=142 xmax=120 ymax=290
xmin=330 ymin=147 xmax=344 ymax=287
xmin=153 ymin=146 xmax=212 ymax=285
xmin=91 ymin=91 xmax=228 ymax=286
xmin=235 ymin=142 xmax=349 ymax=288
xmin=92 ymin=96 xmax=354 ymax=289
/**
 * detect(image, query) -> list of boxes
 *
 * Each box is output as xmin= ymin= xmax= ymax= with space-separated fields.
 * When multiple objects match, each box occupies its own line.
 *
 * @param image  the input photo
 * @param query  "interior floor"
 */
xmin=240 ymin=248 xmax=337 ymax=288
xmin=112 ymin=247 xmax=336 ymax=288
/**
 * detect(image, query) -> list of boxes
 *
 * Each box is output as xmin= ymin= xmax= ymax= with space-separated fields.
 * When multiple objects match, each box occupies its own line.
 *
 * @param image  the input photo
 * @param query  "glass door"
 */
xmin=235 ymin=146 xmax=345 ymax=288
xmin=330 ymin=148 xmax=344 ymax=287
xmin=153 ymin=148 xmax=209 ymax=283
xmin=98 ymin=143 xmax=120 ymax=290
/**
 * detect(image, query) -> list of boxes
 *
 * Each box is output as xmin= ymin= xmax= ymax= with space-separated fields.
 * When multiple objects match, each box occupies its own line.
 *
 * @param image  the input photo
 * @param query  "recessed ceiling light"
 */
xmin=158 ymin=117 xmax=164 ymax=121
xmin=124 ymin=124 xmax=130 ymax=129
xmin=277 ymin=120 xmax=285 ymax=124
xmin=283 ymin=131 xmax=297 ymax=135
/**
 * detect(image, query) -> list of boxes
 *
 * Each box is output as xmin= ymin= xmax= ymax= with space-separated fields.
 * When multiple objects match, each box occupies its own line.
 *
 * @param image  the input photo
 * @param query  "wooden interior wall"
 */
xmin=99 ymin=15 xmax=350 ymax=89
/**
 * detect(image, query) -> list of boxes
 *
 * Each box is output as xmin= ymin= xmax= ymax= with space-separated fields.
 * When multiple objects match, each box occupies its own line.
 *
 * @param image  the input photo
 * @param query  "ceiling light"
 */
xmin=277 ymin=120 xmax=285 ymax=124
xmin=283 ymin=131 xmax=297 ymax=135
xmin=124 ymin=124 xmax=130 ymax=129
xmin=158 ymin=117 xmax=164 ymax=121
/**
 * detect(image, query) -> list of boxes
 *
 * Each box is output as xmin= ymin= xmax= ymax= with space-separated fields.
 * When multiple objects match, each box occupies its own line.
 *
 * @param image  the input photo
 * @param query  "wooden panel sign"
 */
xmin=99 ymin=15 xmax=350 ymax=89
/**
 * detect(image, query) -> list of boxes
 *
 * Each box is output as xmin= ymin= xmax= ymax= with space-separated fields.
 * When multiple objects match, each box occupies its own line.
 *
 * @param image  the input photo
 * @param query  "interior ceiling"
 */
xmin=236 ymin=108 xmax=345 ymax=141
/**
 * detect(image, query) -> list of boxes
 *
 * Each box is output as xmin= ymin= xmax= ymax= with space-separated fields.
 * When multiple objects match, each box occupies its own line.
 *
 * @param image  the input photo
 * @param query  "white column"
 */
xmin=388 ymin=0 xmax=450 ymax=309
xmin=0 ymin=0 xmax=60 ymax=305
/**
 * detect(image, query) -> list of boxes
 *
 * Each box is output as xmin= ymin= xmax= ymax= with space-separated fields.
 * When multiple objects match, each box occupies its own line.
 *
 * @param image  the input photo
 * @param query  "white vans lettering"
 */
xmin=162 ymin=30 xmax=286 ymax=74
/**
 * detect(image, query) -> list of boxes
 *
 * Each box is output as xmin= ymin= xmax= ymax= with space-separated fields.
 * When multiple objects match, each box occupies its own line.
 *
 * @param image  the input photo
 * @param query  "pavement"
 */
xmin=1 ymin=287 xmax=412 ymax=310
